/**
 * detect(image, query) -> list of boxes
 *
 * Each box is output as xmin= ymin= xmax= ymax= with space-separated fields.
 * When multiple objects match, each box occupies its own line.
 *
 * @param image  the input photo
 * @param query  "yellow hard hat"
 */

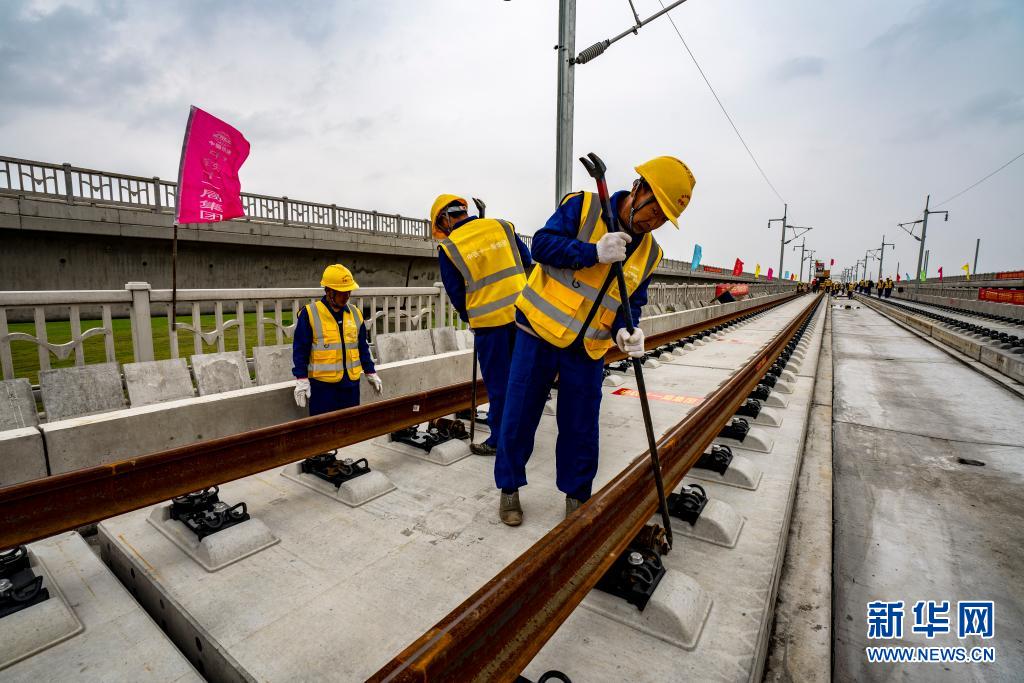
xmin=429 ymin=194 xmax=468 ymax=239
xmin=634 ymin=156 xmax=696 ymax=228
xmin=320 ymin=264 xmax=359 ymax=292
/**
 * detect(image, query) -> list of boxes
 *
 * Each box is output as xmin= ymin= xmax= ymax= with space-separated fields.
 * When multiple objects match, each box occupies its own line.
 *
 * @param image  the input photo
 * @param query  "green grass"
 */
xmin=9 ymin=311 xmax=295 ymax=385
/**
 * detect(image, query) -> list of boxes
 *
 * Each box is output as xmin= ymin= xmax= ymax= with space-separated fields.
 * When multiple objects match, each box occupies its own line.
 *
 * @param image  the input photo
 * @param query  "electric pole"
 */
xmin=897 ymin=194 xmax=949 ymax=283
xmin=877 ymin=235 xmax=894 ymax=281
xmin=973 ymin=238 xmax=980 ymax=275
xmin=555 ymin=0 xmax=691 ymax=204
xmin=554 ymin=0 xmax=576 ymax=203
xmin=792 ymin=237 xmax=807 ymax=282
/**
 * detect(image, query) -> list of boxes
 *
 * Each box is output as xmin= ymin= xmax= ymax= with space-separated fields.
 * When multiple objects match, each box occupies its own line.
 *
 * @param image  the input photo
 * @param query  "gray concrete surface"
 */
xmin=190 ymin=351 xmax=252 ymax=395
xmin=124 ymin=358 xmax=195 ymax=407
xmin=857 ymin=295 xmax=1024 ymax=388
xmin=38 ymin=361 xmax=125 ymax=420
xmin=765 ymin=304 xmax=833 ymax=683
xmin=831 ymin=304 xmax=1024 ymax=682
xmin=98 ymin=295 xmax=824 ymax=682
xmin=429 ymin=326 xmax=459 ymax=354
xmin=0 ymin=426 xmax=47 ymax=485
xmin=253 ymin=343 xmax=294 ymax=385
xmin=0 ymin=532 xmax=201 ymax=682
xmin=0 ymin=378 xmax=37 ymax=429
xmin=374 ymin=329 xmax=435 ymax=363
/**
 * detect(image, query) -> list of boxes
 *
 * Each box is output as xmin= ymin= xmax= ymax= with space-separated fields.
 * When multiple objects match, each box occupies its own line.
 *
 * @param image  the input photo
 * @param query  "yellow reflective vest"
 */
xmin=305 ymin=301 xmax=364 ymax=382
xmin=439 ymin=218 xmax=528 ymax=328
xmin=516 ymin=191 xmax=663 ymax=360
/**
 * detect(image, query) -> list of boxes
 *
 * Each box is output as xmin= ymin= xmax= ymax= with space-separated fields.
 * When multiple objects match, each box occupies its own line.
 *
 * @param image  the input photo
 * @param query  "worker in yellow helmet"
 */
xmin=292 ymin=264 xmax=383 ymax=414
xmin=432 ymin=194 xmax=532 ymax=456
xmin=495 ymin=156 xmax=695 ymax=526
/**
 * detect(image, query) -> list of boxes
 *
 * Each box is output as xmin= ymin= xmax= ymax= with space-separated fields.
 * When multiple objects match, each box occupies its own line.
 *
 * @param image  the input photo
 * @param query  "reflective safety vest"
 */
xmin=439 ymin=218 xmax=528 ymax=329
xmin=516 ymin=191 xmax=663 ymax=360
xmin=305 ymin=301 xmax=364 ymax=382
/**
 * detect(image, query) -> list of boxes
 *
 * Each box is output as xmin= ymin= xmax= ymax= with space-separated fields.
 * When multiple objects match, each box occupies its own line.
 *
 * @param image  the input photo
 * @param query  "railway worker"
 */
xmin=431 ymin=194 xmax=532 ymax=456
xmin=847 ymin=281 xmax=855 ymax=297
xmin=494 ymin=156 xmax=695 ymax=526
xmin=885 ymin=277 xmax=894 ymax=298
xmin=292 ymin=264 xmax=383 ymax=414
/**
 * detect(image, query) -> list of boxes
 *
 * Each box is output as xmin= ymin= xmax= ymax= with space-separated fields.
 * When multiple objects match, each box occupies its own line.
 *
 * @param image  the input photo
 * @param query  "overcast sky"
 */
xmin=2 ymin=0 xmax=1022 ymax=278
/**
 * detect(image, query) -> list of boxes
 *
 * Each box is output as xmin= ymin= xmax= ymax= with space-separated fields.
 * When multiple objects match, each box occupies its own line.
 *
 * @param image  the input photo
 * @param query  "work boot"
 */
xmin=470 ymin=442 xmax=497 ymax=456
xmin=565 ymin=496 xmax=583 ymax=518
xmin=499 ymin=490 xmax=523 ymax=527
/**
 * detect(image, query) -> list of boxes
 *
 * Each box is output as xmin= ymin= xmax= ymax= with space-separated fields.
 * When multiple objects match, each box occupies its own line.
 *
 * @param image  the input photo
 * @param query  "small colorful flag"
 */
xmin=896 ymin=273 xmax=901 ymax=282
xmin=919 ymin=269 xmax=926 ymax=282
xmin=732 ymin=258 xmax=744 ymax=276
xmin=767 ymin=267 xmax=774 ymax=280
xmin=790 ymin=273 xmax=796 ymax=280
xmin=938 ymin=266 xmax=944 ymax=282
xmin=962 ymin=263 xmax=970 ymax=280
xmin=691 ymin=244 xmax=703 ymax=271
xmin=830 ymin=258 xmax=835 ymax=266
xmin=755 ymin=263 xmax=761 ymax=278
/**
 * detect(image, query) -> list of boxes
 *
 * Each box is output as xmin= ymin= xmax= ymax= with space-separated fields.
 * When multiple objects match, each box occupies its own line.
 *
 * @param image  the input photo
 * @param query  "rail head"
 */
xmin=370 ymin=292 xmax=822 ymax=682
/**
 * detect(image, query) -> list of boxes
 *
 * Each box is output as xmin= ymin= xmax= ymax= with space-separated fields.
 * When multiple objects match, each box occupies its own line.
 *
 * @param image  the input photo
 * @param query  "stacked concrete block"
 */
xmin=191 ymin=351 xmax=253 ymax=396
xmin=253 ymin=344 xmax=294 ymax=385
xmin=38 ymin=362 xmax=126 ymax=421
xmin=123 ymin=358 xmax=196 ymax=407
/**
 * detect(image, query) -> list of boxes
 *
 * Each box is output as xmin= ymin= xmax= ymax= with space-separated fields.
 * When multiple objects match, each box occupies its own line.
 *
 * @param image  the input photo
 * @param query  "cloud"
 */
xmin=774 ymin=56 xmax=825 ymax=82
xmin=869 ymin=0 xmax=1020 ymax=55
xmin=957 ymin=90 xmax=1024 ymax=127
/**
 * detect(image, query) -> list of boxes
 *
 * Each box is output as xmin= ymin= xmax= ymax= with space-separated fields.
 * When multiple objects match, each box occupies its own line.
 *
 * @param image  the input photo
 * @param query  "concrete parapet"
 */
xmin=39 ymin=382 xmax=305 ymax=474
xmin=0 ymin=427 xmax=48 ymax=486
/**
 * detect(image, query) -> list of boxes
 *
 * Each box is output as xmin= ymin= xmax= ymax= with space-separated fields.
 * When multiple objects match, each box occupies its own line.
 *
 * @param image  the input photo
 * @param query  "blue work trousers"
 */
xmin=495 ymin=329 xmax=605 ymax=501
xmin=309 ymin=378 xmax=360 ymax=416
xmin=474 ymin=324 xmax=517 ymax=447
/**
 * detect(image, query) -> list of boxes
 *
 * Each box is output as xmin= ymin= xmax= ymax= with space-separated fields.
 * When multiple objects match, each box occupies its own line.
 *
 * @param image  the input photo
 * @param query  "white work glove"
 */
xmin=616 ymin=327 xmax=645 ymax=358
xmin=293 ymin=378 xmax=311 ymax=408
xmin=367 ymin=373 xmax=384 ymax=395
xmin=595 ymin=231 xmax=631 ymax=264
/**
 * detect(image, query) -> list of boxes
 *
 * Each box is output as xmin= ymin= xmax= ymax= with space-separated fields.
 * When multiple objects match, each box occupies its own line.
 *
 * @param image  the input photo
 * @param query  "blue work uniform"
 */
xmin=495 ymin=191 xmax=651 ymax=501
xmin=292 ymin=296 xmax=376 ymax=416
xmin=439 ymin=216 xmax=533 ymax=447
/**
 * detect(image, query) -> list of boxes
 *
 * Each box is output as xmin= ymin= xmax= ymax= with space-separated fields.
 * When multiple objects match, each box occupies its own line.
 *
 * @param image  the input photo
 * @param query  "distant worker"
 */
xmin=877 ymin=279 xmax=884 ymax=298
xmin=885 ymin=277 xmax=894 ymax=298
xmin=847 ymin=281 xmax=854 ymax=298
xmin=292 ymin=264 xmax=383 ymax=414
xmin=431 ymin=194 xmax=532 ymax=456
xmin=494 ymin=156 xmax=695 ymax=526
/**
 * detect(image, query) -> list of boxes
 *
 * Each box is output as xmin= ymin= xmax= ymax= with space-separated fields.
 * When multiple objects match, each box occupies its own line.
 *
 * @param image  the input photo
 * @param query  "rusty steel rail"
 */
xmin=371 ymin=293 xmax=823 ymax=682
xmin=0 ymin=292 xmax=798 ymax=551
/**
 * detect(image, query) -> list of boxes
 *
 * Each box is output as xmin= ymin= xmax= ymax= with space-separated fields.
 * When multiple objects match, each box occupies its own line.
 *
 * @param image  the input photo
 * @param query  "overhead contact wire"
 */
xmin=934 ymin=150 xmax=1024 ymax=208
xmin=657 ymin=0 xmax=786 ymax=205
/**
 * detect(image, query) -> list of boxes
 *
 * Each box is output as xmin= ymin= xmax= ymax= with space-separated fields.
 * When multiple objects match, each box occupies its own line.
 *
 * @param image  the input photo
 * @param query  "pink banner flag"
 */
xmin=767 ymin=267 xmax=774 ymax=280
xmin=176 ymin=106 xmax=250 ymax=224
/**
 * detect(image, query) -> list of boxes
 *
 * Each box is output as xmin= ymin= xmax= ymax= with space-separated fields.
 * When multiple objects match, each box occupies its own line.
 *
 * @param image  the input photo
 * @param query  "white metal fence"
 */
xmin=0 ymin=281 xmax=793 ymax=382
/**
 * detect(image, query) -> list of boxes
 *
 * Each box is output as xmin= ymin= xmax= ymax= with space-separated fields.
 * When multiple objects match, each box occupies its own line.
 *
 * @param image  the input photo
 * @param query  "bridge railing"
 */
xmin=0 ymin=281 xmax=792 ymax=382
xmin=0 ymin=155 xmax=432 ymax=239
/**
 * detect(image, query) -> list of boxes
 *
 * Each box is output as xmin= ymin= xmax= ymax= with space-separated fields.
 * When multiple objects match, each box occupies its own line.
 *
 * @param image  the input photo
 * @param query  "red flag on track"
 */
xmin=830 ymin=258 xmax=835 ymax=266
xmin=767 ymin=267 xmax=774 ymax=280
xmin=938 ymin=266 xmax=943 ymax=282
xmin=896 ymin=273 xmax=901 ymax=282
xmin=732 ymin=258 xmax=744 ymax=276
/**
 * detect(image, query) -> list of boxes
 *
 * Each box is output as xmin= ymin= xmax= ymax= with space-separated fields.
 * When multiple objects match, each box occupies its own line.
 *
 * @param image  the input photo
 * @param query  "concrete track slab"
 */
xmin=1 ymin=533 xmax=200 ymax=682
xmin=98 ymin=296 xmax=822 ymax=682
xmin=831 ymin=304 xmax=1024 ymax=682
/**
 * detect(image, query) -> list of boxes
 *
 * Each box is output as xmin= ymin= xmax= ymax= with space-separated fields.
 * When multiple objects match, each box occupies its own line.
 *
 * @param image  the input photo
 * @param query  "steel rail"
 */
xmin=0 ymin=292 xmax=799 ymax=551
xmin=370 ymin=293 xmax=822 ymax=682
